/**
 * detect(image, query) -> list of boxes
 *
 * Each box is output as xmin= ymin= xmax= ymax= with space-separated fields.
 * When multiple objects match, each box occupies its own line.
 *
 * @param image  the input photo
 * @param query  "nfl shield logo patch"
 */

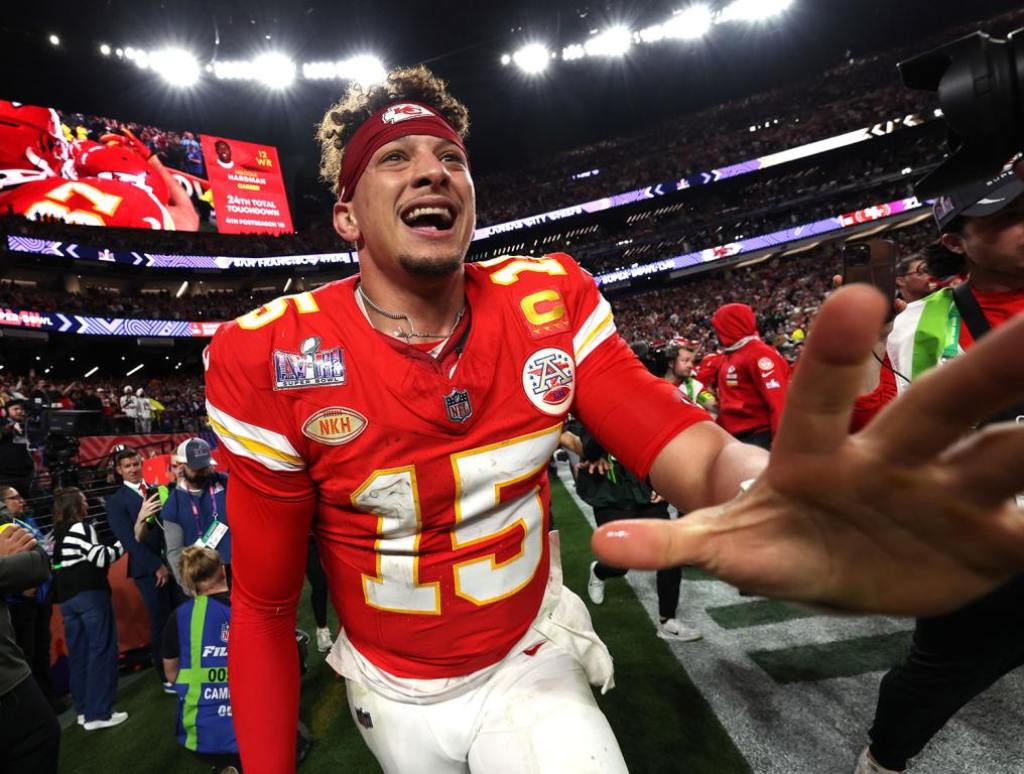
xmin=444 ymin=388 xmax=473 ymax=423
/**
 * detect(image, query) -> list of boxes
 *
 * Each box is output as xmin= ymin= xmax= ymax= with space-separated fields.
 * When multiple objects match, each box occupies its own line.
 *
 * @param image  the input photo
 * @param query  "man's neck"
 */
xmin=967 ymin=261 xmax=1024 ymax=293
xmin=358 ymin=263 xmax=465 ymax=342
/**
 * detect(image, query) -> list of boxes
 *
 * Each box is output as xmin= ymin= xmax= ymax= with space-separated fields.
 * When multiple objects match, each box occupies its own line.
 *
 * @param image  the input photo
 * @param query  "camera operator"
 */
xmin=852 ymin=167 xmax=1024 ymax=774
xmin=0 ymin=522 xmax=58 ymax=773
xmin=0 ymin=398 xmax=36 ymax=498
xmin=105 ymin=447 xmax=176 ymax=693
xmin=160 ymin=439 xmax=230 ymax=593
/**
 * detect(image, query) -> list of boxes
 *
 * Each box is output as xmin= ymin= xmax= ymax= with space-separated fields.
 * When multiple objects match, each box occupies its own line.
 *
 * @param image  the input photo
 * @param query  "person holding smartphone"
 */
xmin=104 ymin=447 xmax=175 ymax=693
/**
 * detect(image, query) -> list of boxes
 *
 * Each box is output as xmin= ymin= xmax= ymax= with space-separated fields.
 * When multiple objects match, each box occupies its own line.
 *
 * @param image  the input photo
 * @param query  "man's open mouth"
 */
xmin=400 ymin=203 xmax=456 ymax=232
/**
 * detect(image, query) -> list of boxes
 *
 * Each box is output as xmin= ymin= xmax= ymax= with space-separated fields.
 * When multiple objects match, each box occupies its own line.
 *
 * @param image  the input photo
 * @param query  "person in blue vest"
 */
xmin=162 ymin=546 xmax=238 ymax=773
xmin=104 ymin=447 xmax=176 ymax=692
xmin=160 ymin=439 xmax=230 ymax=593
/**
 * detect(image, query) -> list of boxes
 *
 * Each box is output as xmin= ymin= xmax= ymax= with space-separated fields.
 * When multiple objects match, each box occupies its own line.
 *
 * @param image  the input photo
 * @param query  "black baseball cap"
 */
xmin=933 ymin=164 xmax=1024 ymax=231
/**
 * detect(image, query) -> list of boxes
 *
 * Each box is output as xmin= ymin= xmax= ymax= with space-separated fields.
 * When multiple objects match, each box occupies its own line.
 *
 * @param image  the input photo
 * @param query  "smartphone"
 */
xmin=842 ymin=239 xmax=898 ymax=321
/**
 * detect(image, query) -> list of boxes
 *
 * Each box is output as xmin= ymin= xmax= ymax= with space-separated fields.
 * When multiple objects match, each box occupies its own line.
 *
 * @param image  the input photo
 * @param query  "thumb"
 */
xmin=592 ymin=511 xmax=718 ymax=570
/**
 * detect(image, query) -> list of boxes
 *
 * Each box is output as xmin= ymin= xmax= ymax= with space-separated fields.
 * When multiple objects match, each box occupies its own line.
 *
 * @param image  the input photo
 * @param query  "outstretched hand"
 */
xmin=593 ymin=284 xmax=1024 ymax=616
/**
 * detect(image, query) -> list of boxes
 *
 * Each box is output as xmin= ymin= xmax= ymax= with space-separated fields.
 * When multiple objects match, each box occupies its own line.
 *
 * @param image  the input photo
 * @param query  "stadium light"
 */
xmin=639 ymin=5 xmax=713 ymax=43
xmin=302 ymin=55 xmax=386 ymax=86
xmin=100 ymin=43 xmax=112 ymax=56
xmin=720 ymin=0 xmax=793 ymax=23
xmin=584 ymin=26 xmax=633 ymax=57
xmin=512 ymin=43 xmax=552 ymax=75
xmin=253 ymin=52 xmax=296 ymax=89
xmin=134 ymin=49 xmax=150 ymax=69
xmin=283 ymin=277 xmax=293 ymax=293
xmin=126 ymin=363 xmax=144 ymax=376
xmin=115 ymin=48 xmax=124 ymax=58
xmin=150 ymin=48 xmax=201 ymax=88
xmin=561 ymin=44 xmax=586 ymax=61
xmin=500 ymin=53 xmax=512 ymax=66
xmin=175 ymin=280 xmax=189 ymax=298
xmin=48 ymin=34 xmax=60 ymax=46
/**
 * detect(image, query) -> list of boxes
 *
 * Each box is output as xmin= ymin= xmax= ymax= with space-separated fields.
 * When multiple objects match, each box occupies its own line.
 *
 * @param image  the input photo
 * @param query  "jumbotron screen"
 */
xmin=0 ymin=98 xmax=293 ymax=234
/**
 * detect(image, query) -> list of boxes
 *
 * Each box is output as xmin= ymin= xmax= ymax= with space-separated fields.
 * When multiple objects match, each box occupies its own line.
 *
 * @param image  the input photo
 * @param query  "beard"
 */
xmin=398 ymin=252 xmax=464 ymax=278
xmin=185 ymin=468 xmax=210 ymax=487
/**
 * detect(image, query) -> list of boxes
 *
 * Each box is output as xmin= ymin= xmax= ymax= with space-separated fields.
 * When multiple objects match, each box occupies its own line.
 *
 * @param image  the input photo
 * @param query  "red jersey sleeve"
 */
xmin=205 ymin=314 xmax=317 ymax=774
xmin=850 ymin=354 xmax=898 ymax=432
xmin=549 ymin=253 xmax=711 ymax=478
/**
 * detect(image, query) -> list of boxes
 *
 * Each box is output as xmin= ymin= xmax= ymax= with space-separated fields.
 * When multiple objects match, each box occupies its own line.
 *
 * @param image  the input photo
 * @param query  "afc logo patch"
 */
xmin=522 ymin=347 xmax=575 ymax=416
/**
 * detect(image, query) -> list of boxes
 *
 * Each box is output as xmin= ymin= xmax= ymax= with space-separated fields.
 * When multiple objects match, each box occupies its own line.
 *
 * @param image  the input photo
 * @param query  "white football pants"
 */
xmin=344 ymin=638 xmax=628 ymax=774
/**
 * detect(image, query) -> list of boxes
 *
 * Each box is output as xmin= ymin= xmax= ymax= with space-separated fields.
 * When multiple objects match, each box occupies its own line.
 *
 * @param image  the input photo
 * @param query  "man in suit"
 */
xmin=104 ymin=447 xmax=175 ymax=692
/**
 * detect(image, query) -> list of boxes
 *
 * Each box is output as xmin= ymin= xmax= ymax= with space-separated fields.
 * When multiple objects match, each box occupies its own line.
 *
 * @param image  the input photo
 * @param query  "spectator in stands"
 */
xmin=135 ymin=387 xmax=153 ymax=433
xmin=161 ymin=439 xmax=230 ymax=593
xmin=0 ymin=398 xmax=35 ymax=498
xmin=162 ymin=546 xmax=239 ymax=774
xmin=52 ymin=487 xmax=128 ymax=730
xmin=0 ymin=520 xmax=59 ymax=774
xmin=705 ymin=303 xmax=791 ymax=449
xmin=181 ymin=131 xmax=205 ymax=178
xmin=0 ymin=486 xmax=58 ymax=711
xmin=895 ymin=253 xmax=934 ymax=304
xmin=105 ymin=448 xmax=176 ymax=693
xmin=120 ymin=386 xmax=137 ymax=431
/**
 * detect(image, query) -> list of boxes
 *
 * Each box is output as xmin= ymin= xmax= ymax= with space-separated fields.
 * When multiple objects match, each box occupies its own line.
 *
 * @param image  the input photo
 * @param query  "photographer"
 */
xmin=0 ymin=523 xmax=58 ymax=773
xmin=852 ymin=169 xmax=1024 ymax=774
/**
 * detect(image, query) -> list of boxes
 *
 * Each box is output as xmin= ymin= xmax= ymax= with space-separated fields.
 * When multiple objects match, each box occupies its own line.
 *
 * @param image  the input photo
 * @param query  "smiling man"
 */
xmin=204 ymin=66 xmax=1024 ymax=774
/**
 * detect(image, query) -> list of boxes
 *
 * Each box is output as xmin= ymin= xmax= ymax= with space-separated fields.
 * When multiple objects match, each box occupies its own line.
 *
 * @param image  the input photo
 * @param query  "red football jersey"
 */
xmin=205 ymin=253 xmax=706 ymax=678
xmin=708 ymin=342 xmax=790 ymax=437
xmin=0 ymin=177 xmax=174 ymax=229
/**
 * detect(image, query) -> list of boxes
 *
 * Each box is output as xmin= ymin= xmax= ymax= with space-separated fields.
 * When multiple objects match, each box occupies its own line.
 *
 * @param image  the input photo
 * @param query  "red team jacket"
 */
xmin=707 ymin=303 xmax=790 ymax=437
xmin=204 ymin=253 xmax=707 ymax=772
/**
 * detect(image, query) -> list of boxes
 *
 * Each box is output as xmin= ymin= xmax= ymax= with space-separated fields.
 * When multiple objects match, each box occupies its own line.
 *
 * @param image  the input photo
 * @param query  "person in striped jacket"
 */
xmin=52 ymin=487 xmax=129 ymax=730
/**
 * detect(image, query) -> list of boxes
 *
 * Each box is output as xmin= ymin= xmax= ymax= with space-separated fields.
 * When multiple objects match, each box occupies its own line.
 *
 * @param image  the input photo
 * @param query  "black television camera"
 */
xmin=900 ymin=28 xmax=1024 ymax=197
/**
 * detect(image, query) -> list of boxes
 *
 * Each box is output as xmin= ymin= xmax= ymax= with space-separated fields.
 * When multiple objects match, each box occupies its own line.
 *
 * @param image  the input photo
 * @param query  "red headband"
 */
xmin=337 ymin=102 xmax=466 ymax=202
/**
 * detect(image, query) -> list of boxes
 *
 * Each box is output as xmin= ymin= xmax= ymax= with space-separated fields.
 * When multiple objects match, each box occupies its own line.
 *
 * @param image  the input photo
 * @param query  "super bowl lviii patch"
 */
xmin=523 ymin=347 xmax=575 ymax=416
xmin=273 ymin=336 xmax=347 ymax=390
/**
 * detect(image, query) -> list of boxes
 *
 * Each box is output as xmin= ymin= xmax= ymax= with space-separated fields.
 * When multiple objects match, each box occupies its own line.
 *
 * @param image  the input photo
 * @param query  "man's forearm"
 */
xmin=650 ymin=422 xmax=768 ymax=512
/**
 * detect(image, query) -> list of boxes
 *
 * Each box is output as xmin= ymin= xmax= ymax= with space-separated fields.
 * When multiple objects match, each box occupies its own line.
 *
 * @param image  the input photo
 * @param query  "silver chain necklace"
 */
xmin=357 ymin=284 xmax=466 ymax=341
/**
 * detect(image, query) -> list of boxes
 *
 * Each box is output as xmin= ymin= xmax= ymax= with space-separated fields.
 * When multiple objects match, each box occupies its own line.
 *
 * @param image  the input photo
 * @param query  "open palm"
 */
xmin=593 ymin=285 xmax=1024 ymax=616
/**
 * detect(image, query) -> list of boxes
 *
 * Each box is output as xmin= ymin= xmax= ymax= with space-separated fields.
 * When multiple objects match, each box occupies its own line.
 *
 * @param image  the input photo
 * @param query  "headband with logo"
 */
xmin=337 ymin=102 xmax=466 ymax=202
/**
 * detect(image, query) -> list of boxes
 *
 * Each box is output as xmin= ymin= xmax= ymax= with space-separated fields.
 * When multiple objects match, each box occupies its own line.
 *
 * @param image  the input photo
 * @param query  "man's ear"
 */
xmin=939 ymin=231 xmax=967 ymax=255
xmin=333 ymin=200 xmax=360 ymax=244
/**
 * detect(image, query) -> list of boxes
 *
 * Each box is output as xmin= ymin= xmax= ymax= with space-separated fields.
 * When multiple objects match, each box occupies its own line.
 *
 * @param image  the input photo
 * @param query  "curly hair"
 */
xmin=316 ymin=65 xmax=470 ymax=197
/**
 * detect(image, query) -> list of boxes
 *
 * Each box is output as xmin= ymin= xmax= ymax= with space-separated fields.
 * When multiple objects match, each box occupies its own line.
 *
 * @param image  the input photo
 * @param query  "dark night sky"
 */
xmin=1 ymin=0 xmax=1020 ymax=183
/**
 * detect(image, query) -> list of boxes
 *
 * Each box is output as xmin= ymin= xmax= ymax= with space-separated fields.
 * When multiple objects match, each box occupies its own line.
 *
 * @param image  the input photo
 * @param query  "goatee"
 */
xmin=398 ymin=253 xmax=463 ymax=277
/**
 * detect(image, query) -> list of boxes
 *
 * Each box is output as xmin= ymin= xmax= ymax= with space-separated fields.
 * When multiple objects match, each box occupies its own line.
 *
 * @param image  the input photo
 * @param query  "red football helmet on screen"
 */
xmin=0 ymin=100 xmax=73 ymax=188
xmin=74 ymin=144 xmax=169 ymax=204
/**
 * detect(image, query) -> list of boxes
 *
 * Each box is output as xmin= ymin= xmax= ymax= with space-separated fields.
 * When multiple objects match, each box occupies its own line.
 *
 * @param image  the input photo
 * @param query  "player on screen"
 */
xmin=204 ymin=66 xmax=1024 ymax=774
xmin=0 ymin=99 xmax=198 ymax=230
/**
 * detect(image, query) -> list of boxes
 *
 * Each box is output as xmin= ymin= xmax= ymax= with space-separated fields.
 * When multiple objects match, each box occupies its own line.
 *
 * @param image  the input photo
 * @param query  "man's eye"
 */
xmin=382 ymin=152 xmax=405 ymax=162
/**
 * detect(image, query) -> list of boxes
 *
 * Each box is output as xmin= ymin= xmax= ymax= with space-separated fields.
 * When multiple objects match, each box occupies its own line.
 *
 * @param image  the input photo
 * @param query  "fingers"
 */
xmin=592 ymin=516 xmax=713 ymax=570
xmin=936 ymin=423 xmax=1024 ymax=508
xmin=862 ymin=313 xmax=1024 ymax=465
xmin=771 ymin=284 xmax=888 ymax=459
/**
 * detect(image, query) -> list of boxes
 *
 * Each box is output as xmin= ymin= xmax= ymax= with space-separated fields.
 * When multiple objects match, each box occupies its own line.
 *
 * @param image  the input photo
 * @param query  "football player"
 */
xmin=204 ymin=66 xmax=1024 ymax=774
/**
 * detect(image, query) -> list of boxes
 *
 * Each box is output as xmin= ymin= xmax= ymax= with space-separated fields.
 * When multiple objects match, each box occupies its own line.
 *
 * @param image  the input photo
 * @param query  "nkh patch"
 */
xmin=523 ymin=347 xmax=575 ymax=416
xmin=444 ymin=388 xmax=473 ymax=423
xmin=302 ymin=407 xmax=367 ymax=446
xmin=273 ymin=335 xmax=346 ymax=390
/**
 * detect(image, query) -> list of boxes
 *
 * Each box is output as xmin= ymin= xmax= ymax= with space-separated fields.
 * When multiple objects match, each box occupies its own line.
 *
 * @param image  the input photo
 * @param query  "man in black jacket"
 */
xmin=0 ymin=398 xmax=35 ymax=497
xmin=0 ymin=523 xmax=58 ymax=774
xmin=104 ymin=447 xmax=174 ymax=692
